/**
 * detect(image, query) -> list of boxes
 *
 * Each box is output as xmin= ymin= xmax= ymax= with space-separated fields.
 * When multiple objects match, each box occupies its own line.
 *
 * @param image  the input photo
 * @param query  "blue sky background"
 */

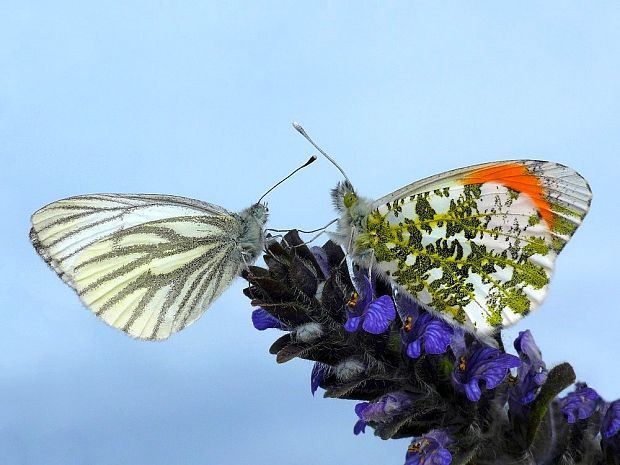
xmin=2 ymin=2 xmax=619 ymax=464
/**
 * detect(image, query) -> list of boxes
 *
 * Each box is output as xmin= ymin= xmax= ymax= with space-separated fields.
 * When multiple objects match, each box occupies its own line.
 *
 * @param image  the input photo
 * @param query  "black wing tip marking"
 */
xmin=30 ymin=226 xmax=74 ymax=285
xmin=29 ymin=227 xmax=52 ymax=266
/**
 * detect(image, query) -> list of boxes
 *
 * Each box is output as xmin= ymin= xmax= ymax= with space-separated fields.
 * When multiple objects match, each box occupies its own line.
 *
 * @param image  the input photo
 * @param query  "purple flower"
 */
xmin=559 ymin=383 xmax=601 ymax=424
xmin=310 ymin=246 xmax=331 ymax=278
xmin=404 ymin=429 xmax=453 ymax=465
xmin=251 ymin=308 xmax=288 ymax=330
xmin=452 ymin=346 xmax=521 ymax=402
xmin=344 ymin=271 xmax=396 ymax=335
xmin=602 ymin=400 xmax=620 ymax=439
xmin=311 ymin=362 xmax=329 ymax=396
xmin=511 ymin=330 xmax=547 ymax=405
xmin=449 ymin=327 xmax=467 ymax=358
xmin=397 ymin=296 xmax=453 ymax=358
xmin=353 ymin=391 xmax=414 ymax=435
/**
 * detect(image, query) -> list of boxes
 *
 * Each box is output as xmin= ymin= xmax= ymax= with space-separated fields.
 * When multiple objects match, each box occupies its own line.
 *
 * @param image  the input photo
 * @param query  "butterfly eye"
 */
xmin=343 ymin=192 xmax=357 ymax=208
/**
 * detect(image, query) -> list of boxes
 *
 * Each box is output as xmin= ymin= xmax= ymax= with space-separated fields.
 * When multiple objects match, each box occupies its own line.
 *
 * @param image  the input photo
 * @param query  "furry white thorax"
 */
xmin=238 ymin=203 xmax=268 ymax=262
xmin=330 ymin=181 xmax=374 ymax=264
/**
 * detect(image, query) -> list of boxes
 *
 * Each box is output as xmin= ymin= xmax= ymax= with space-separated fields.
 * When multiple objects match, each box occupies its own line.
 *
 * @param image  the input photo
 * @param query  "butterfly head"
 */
xmin=332 ymin=180 xmax=358 ymax=213
xmin=247 ymin=203 xmax=269 ymax=225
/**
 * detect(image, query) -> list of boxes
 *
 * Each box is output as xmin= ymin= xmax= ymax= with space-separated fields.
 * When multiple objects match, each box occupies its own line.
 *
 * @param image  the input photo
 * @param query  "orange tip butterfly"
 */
xmin=294 ymin=122 xmax=592 ymax=342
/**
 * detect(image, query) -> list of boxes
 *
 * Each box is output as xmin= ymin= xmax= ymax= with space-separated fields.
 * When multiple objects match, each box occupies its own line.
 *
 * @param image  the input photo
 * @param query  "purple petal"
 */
xmin=394 ymin=290 xmax=421 ymax=320
xmin=509 ymin=331 xmax=548 ymax=406
xmin=518 ymin=375 xmax=540 ymax=404
xmin=431 ymin=449 xmax=453 ymax=465
xmin=310 ymin=246 xmax=330 ymax=278
xmin=251 ymin=308 xmax=286 ymax=330
xmin=465 ymin=348 xmax=520 ymax=390
xmin=479 ymin=354 xmax=521 ymax=389
xmin=382 ymin=392 xmax=414 ymax=415
xmin=423 ymin=320 xmax=453 ymax=355
xmin=344 ymin=316 xmax=361 ymax=332
xmin=514 ymin=330 xmax=547 ymax=380
xmin=353 ymin=402 xmax=369 ymax=434
xmin=559 ymin=385 xmax=601 ymax=424
xmin=355 ymin=402 xmax=369 ymax=419
xmin=602 ymin=400 xmax=620 ymax=439
xmin=359 ymin=401 xmax=388 ymax=420
xmin=533 ymin=371 xmax=547 ymax=385
xmin=450 ymin=327 xmax=467 ymax=358
xmin=577 ymin=405 xmax=593 ymax=421
xmin=514 ymin=330 xmax=543 ymax=364
xmin=405 ymin=430 xmax=453 ymax=465
xmin=453 ymin=348 xmax=520 ymax=401
xmin=406 ymin=339 xmax=422 ymax=359
xmin=353 ymin=419 xmax=366 ymax=435
xmin=311 ymin=363 xmax=328 ymax=396
xmin=362 ymin=295 xmax=396 ymax=334
xmin=424 ymin=429 xmax=452 ymax=447
xmin=464 ymin=379 xmax=482 ymax=402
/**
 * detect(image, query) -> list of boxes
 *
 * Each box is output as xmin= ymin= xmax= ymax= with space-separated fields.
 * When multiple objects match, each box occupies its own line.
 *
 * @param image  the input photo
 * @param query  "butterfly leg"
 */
xmin=264 ymin=234 xmax=282 ymax=245
xmin=268 ymin=219 xmax=338 ymax=249
xmin=291 ymin=229 xmax=329 ymax=248
xmin=337 ymin=226 xmax=356 ymax=268
xmin=241 ymin=253 xmax=251 ymax=271
xmin=367 ymin=249 xmax=375 ymax=281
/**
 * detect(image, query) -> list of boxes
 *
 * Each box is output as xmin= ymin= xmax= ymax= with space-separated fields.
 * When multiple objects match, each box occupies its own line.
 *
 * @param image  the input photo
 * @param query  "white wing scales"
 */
xmin=343 ymin=160 xmax=592 ymax=336
xmin=30 ymin=194 xmax=252 ymax=340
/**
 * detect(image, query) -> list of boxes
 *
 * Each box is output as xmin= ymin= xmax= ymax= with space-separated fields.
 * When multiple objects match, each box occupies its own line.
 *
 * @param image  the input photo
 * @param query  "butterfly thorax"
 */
xmin=331 ymin=181 xmax=374 ymax=261
xmin=238 ymin=203 xmax=269 ymax=262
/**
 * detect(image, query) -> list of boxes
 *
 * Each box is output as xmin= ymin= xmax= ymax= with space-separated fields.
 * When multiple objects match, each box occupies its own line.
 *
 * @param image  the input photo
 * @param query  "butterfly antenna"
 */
xmin=292 ymin=122 xmax=351 ymax=183
xmin=257 ymin=155 xmax=317 ymax=204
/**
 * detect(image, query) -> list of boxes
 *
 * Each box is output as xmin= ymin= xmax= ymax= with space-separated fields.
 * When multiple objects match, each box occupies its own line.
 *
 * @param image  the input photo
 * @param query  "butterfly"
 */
xmin=293 ymin=124 xmax=592 ymax=339
xmin=29 ymin=157 xmax=315 ymax=340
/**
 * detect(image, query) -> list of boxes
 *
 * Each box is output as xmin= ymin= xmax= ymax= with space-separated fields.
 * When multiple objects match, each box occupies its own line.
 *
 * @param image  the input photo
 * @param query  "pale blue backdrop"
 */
xmin=2 ymin=2 xmax=619 ymax=464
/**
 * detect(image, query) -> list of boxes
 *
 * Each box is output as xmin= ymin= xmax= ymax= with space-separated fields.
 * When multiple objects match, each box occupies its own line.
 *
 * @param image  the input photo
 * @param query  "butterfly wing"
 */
xmin=30 ymin=194 xmax=249 ymax=340
xmin=360 ymin=161 xmax=591 ymax=335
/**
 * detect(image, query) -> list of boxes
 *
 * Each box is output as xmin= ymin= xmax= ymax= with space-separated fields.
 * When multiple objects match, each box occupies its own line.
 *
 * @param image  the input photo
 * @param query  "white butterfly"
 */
xmin=30 ymin=194 xmax=268 ymax=340
xmin=30 ymin=157 xmax=315 ymax=340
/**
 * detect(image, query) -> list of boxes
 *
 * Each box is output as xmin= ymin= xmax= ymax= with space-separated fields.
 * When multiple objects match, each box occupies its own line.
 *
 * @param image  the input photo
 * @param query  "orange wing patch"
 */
xmin=462 ymin=162 xmax=553 ymax=228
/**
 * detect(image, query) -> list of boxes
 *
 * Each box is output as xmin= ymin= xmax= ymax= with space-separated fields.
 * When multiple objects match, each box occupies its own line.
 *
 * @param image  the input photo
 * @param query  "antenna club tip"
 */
xmin=292 ymin=121 xmax=306 ymax=135
xmin=304 ymin=155 xmax=317 ymax=166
